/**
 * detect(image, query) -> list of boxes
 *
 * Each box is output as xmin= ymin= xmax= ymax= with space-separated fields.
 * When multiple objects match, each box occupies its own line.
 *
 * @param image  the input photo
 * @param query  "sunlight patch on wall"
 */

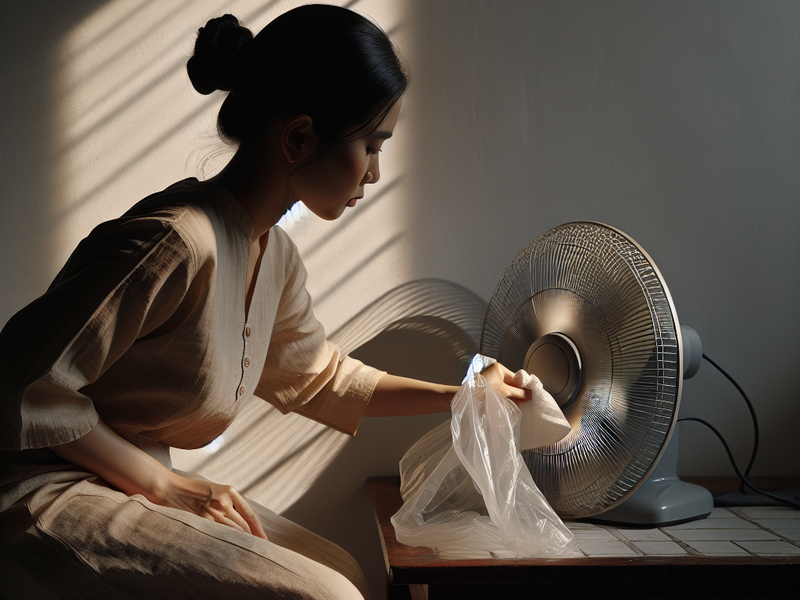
xmin=53 ymin=0 xmax=217 ymax=262
xmin=52 ymin=1 xmax=309 ymax=258
xmin=54 ymin=0 xmax=413 ymax=509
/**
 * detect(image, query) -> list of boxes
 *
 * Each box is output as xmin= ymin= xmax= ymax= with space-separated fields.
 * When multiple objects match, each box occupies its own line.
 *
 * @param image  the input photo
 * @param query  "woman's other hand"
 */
xmin=161 ymin=474 xmax=269 ymax=540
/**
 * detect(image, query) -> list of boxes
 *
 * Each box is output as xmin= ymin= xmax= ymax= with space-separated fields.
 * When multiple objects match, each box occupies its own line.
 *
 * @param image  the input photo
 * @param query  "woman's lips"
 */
xmin=347 ymin=197 xmax=361 ymax=208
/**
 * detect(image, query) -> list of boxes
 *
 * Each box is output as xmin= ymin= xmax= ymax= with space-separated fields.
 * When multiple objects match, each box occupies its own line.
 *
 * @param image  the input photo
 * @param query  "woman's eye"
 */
xmin=366 ymin=147 xmax=381 ymax=155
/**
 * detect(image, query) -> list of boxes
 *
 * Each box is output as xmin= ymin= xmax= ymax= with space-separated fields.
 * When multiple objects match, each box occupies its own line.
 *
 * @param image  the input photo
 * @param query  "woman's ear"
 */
xmin=281 ymin=115 xmax=319 ymax=165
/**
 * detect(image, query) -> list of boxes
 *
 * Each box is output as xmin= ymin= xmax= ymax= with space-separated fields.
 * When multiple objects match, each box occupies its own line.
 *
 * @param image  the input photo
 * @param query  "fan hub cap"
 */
xmin=524 ymin=333 xmax=583 ymax=408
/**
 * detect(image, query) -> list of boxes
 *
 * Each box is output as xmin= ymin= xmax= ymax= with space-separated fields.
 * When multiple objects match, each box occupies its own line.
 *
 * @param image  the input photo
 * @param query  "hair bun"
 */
xmin=187 ymin=14 xmax=253 ymax=95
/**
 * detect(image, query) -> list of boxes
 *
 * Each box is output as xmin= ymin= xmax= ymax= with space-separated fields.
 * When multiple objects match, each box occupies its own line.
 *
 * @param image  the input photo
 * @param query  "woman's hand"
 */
xmin=160 ymin=473 xmax=268 ymax=540
xmin=52 ymin=419 xmax=268 ymax=540
xmin=480 ymin=362 xmax=531 ymax=405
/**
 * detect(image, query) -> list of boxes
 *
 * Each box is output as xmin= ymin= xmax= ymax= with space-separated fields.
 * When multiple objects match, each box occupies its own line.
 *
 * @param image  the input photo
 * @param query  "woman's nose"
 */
xmin=365 ymin=159 xmax=380 ymax=185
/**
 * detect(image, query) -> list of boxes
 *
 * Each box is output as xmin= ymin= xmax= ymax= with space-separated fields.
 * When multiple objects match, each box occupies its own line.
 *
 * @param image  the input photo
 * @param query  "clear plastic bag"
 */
xmin=391 ymin=367 xmax=580 ymax=559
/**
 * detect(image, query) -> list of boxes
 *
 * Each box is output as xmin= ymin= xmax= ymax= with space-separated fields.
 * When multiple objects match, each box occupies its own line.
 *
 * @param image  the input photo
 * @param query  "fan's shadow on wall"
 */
xmin=281 ymin=278 xmax=488 ymax=588
xmin=282 ymin=276 xmax=487 ymax=496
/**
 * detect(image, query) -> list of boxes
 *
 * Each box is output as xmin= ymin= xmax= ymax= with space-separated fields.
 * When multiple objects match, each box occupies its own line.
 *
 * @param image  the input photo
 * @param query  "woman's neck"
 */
xmin=209 ymin=143 xmax=290 ymax=242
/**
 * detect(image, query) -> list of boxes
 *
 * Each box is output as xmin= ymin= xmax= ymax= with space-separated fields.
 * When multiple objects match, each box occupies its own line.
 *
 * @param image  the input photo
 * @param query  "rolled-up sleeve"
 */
xmin=255 ymin=230 xmax=384 ymax=435
xmin=0 ymin=219 xmax=196 ymax=451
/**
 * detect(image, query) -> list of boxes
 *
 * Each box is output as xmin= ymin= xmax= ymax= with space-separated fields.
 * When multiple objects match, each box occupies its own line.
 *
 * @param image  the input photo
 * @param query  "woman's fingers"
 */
xmin=206 ymin=485 xmax=270 ymax=540
xmin=483 ymin=362 xmax=531 ymax=402
xmin=503 ymin=385 xmax=529 ymax=402
xmin=205 ymin=505 xmax=245 ymax=531
xmin=508 ymin=386 xmax=533 ymax=404
xmin=229 ymin=489 xmax=269 ymax=540
xmin=206 ymin=501 xmax=251 ymax=535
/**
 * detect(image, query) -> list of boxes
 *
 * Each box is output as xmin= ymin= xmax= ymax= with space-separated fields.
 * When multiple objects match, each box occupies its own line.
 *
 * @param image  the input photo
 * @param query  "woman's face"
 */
xmin=290 ymin=97 xmax=403 ymax=221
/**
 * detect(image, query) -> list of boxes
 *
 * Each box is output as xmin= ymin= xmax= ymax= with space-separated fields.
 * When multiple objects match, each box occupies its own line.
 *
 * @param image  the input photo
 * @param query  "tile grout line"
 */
xmin=727 ymin=507 xmax=800 ymax=550
xmin=603 ymin=524 xmax=646 ymax=556
xmin=725 ymin=506 xmax=800 ymax=556
xmin=657 ymin=527 xmax=704 ymax=556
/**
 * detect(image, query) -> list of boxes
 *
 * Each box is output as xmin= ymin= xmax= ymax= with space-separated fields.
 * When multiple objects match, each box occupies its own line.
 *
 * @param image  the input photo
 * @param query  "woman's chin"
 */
xmin=307 ymin=207 xmax=347 ymax=221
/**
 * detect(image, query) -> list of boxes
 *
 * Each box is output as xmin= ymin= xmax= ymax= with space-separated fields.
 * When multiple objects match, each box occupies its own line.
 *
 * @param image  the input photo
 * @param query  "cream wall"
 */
xmin=2 ymin=1 xmax=798 ymax=598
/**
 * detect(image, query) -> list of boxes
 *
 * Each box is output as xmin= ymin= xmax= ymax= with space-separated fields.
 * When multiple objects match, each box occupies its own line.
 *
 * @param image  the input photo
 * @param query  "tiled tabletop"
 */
xmin=369 ymin=477 xmax=799 ymax=600
xmin=570 ymin=506 xmax=800 ymax=558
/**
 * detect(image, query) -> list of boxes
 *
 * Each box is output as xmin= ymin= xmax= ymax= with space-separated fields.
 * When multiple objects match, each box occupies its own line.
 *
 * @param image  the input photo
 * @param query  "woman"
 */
xmin=0 ymin=5 xmax=526 ymax=599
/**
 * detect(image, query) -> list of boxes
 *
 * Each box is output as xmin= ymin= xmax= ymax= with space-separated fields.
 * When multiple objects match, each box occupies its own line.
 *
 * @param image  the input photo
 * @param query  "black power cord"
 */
xmin=678 ymin=353 xmax=800 ymax=510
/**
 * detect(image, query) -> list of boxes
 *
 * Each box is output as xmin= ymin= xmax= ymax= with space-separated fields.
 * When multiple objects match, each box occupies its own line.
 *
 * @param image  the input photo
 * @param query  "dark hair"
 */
xmin=187 ymin=5 xmax=408 ymax=147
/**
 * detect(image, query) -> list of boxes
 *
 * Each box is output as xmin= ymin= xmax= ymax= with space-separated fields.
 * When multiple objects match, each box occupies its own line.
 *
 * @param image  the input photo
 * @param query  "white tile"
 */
xmin=633 ymin=541 xmax=687 ymax=556
xmin=752 ymin=519 xmax=800 ymax=529
xmin=735 ymin=541 xmax=800 ymax=555
xmin=577 ymin=541 xmax=638 ymax=556
xmin=617 ymin=529 xmax=671 ymax=542
xmin=668 ymin=529 xmax=780 ymax=542
xmin=709 ymin=508 xmax=737 ymax=519
xmin=665 ymin=518 xmax=757 ymax=530
xmin=773 ymin=528 xmax=800 ymax=541
xmin=686 ymin=541 xmax=751 ymax=555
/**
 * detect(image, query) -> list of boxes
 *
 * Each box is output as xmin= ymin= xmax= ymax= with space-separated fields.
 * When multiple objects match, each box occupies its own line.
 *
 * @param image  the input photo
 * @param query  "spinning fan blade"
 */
xmin=481 ymin=222 xmax=686 ymax=519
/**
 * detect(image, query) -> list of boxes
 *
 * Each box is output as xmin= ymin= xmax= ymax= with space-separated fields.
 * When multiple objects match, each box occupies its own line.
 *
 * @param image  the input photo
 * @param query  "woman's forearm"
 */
xmin=51 ymin=419 xmax=176 ymax=502
xmin=365 ymin=363 xmax=531 ymax=418
xmin=365 ymin=374 xmax=460 ymax=417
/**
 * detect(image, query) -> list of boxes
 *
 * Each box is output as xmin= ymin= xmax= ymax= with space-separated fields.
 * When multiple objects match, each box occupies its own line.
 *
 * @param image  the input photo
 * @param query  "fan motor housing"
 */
xmin=524 ymin=333 xmax=583 ymax=409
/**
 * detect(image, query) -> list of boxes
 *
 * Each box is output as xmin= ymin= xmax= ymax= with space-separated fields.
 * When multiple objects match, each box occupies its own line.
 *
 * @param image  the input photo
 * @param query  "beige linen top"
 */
xmin=0 ymin=178 xmax=383 ymax=511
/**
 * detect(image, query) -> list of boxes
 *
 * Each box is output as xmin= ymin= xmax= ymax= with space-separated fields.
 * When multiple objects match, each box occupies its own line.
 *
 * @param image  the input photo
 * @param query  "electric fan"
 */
xmin=480 ymin=222 xmax=712 ymax=525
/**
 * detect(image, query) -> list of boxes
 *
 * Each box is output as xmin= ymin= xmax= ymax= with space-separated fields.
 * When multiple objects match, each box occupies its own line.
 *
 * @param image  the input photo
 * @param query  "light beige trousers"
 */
xmin=1 ymin=475 xmax=368 ymax=600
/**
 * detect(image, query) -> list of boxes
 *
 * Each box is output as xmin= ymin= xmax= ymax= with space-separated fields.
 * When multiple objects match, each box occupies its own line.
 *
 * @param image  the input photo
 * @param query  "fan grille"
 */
xmin=481 ymin=222 xmax=681 ymax=518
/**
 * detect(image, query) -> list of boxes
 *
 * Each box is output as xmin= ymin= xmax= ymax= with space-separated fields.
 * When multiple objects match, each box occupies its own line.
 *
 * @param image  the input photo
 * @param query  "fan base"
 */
xmin=588 ymin=479 xmax=713 ymax=528
xmin=587 ymin=424 xmax=713 ymax=527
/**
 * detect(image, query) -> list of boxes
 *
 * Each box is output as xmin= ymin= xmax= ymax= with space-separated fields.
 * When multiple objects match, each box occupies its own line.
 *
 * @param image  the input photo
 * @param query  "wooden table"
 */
xmin=367 ymin=476 xmax=799 ymax=600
